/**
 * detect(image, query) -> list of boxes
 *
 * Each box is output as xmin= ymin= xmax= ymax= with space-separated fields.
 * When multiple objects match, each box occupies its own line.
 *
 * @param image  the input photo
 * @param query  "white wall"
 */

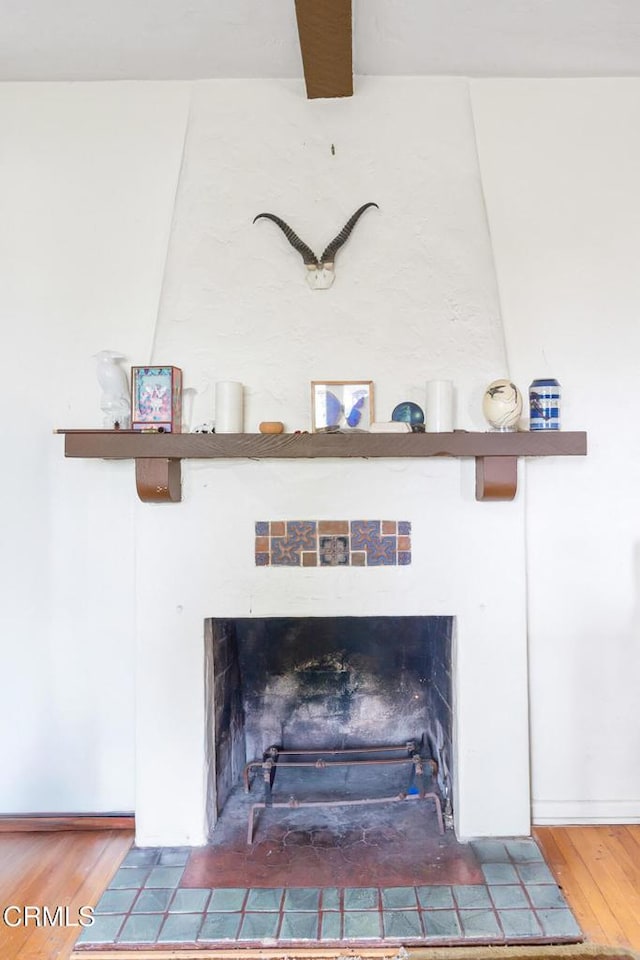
xmin=2 ymin=74 xmax=638 ymax=829
xmin=472 ymin=78 xmax=640 ymax=822
xmin=0 ymin=82 xmax=190 ymax=812
xmin=156 ymin=77 xmax=511 ymax=428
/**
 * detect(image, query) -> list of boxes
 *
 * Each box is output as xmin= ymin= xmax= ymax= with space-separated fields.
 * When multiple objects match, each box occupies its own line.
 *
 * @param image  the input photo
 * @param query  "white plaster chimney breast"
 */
xmin=133 ymin=78 xmax=530 ymax=846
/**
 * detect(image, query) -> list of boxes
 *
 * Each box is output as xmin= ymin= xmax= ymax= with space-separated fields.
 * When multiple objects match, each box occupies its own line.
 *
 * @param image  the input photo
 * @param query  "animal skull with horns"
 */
xmin=253 ymin=202 xmax=378 ymax=289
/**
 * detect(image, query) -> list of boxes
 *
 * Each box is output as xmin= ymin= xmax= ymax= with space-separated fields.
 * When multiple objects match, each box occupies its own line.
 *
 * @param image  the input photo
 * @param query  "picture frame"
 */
xmin=131 ymin=365 xmax=182 ymax=432
xmin=311 ymin=380 xmax=374 ymax=432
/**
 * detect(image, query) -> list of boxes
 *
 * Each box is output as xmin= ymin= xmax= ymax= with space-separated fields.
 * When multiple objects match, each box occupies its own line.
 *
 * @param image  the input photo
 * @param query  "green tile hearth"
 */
xmin=417 ymin=885 xmax=456 ymax=909
xmin=344 ymin=887 xmax=379 ymax=910
xmin=343 ymin=910 xmax=382 ymax=939
xmin=284 ymin=887 xmax=321 ymax=911
xmin=321 ymin=888 xmax=341 ymax=910
xmin=489 ymin=884 xmax=530 ymax=909
xmin=208 ymin=887 xmax=247 ymax=911
xmin=381 ymin=886 xmax=418 ymax=909
xmin=320 ymin=911 xmax=342 ymax=939
xmin=157 ymin=912 xmax=204 ymax=942
xmin=169 ymin=888 xmax=211 ymax=912
xmin=198 ymin=912 xmax=241 ymax=940
xmin=74 ymin=836 xmax=583 ymax=950
xmin=117 ymin=913 xmax=164 ymax=943
xmin=423 ymin=908 xmax=462 ymax=938
xmin=94 ymin=889 xmax=138 ymax=914
xmin=238 ymin=912 xmax=281 ymax=940
xmin=453 ymin=884 xmax=492 ymax=909
xmin=131 ymin=888 xmax=173 ymax=912
xmin=245 ymin=887 xmax=284 ymax=911
xmin=383 ymin=910 xmax=423 ymax=938
xmin=280 ymin=911 xmax=319 ymax=940
xmin=143 ymin=865 xmax=184 ymax=888
xmin=77 ymin=914 xmax=125 ymax=944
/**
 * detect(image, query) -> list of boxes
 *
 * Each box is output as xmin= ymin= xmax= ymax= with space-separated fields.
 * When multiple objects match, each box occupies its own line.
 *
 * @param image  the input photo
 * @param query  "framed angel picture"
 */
xmin=131 ymin=365 xmax=182 ymax=432
xmin=311 ymin=380 xmax=374 ymax=432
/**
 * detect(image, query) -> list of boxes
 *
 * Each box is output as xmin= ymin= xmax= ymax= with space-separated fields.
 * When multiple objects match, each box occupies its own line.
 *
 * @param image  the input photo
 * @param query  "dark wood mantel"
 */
xmin=57 ymin=429 xmax=587 ymax=504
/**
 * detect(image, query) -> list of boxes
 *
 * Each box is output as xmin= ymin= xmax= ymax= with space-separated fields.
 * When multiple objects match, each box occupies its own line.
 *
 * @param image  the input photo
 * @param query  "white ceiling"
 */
xmin=1 ymin=0 xmax=639 ymax=83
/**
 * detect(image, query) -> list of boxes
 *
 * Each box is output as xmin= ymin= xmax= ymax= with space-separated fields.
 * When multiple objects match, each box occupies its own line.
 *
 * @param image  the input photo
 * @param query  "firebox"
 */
xmin=204 ymin=616 xmax=453 ymax=841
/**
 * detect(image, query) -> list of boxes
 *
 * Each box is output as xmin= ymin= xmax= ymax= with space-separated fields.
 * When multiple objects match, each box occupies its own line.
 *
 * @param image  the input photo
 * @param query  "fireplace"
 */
xmin=204 ymin=616 xmax=453 ymax=840
xmin=133 ymin=462 xmax=532 ymax=847
xmin=129 ymin=79 xmax=533 ymax=849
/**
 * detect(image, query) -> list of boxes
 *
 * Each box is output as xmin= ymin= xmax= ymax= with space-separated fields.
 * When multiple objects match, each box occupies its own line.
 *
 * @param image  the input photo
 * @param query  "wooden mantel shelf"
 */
xmin=57 ymin=429 xmax=587 ymax=504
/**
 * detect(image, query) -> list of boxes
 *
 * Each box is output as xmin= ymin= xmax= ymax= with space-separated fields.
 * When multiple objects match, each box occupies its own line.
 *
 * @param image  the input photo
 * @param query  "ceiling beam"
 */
xmin=294 ymin=0 xmax=353 ymax=100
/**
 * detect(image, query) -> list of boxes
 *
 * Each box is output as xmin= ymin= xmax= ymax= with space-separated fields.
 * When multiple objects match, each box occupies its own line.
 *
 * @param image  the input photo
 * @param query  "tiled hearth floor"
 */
xmin=76 ymin=810 xmax=582 ymax=950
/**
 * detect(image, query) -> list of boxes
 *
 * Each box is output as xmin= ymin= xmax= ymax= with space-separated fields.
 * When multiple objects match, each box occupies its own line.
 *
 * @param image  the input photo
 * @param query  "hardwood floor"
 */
xmin=0 ymin=825 xmax=638 ymax=958
xmin=0 ymin=828 xmax=133 ymax=960
xmin=534 ymin=826 xmax=640 ymax=952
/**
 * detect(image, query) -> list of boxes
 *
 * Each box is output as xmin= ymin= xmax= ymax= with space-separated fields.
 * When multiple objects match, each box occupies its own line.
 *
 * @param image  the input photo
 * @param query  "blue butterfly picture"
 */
xmin=312 ymin=381 xmax=373 ymax=432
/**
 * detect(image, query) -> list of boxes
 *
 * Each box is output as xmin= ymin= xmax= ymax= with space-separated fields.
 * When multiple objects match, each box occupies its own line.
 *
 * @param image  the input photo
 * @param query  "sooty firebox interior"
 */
xmin=205 ymin=616 xmax=453 ymax=842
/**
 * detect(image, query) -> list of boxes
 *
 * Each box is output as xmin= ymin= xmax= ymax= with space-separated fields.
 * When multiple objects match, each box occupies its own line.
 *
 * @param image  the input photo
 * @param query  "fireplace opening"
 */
xmin=205 ymin=616 xmax=454 ymax=846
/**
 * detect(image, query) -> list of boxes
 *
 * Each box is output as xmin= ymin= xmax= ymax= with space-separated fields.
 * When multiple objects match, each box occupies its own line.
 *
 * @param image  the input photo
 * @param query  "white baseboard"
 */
xmin=533 ymin=800 xmax=640 ymax=824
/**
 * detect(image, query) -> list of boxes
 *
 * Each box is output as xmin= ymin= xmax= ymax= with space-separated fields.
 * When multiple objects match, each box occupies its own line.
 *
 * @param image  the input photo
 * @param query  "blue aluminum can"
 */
xmin=529 ymin=378 xmax=560 ymax=430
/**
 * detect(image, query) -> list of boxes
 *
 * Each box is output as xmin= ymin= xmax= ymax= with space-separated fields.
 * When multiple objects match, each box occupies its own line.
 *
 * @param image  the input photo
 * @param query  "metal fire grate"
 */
xmin=243 ymin=740 xmax=444 ymax=843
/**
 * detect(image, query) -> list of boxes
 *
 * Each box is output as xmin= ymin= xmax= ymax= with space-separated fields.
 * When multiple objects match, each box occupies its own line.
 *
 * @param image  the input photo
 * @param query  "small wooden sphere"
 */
xmin=259 ymin=421 xmax=285 ymax=434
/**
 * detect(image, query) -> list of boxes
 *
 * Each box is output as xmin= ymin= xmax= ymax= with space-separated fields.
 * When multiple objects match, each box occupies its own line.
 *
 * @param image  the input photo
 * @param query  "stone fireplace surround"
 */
xmin=132 ymin=455 xmax=531 ymax=847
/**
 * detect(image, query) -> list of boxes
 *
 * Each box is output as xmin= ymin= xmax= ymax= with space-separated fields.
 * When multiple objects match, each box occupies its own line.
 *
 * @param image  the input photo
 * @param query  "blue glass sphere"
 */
xmin=391 ymin=401 xmax=425 ymax=425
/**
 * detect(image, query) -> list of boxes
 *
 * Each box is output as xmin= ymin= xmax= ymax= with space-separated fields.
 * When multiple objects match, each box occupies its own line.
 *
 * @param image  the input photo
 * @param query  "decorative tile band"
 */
xmin=255 ymin=520 xmax=412 ymax=567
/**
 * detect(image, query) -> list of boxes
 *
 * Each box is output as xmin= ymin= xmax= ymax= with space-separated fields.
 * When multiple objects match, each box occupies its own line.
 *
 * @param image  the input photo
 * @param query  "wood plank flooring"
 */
xmin=0 ymin=826 xmax=639 ymax=958
xmin=0 ymin=828 xmax=132 ymax=960
xmin=534 ymin=826 xmax=640 ymax=952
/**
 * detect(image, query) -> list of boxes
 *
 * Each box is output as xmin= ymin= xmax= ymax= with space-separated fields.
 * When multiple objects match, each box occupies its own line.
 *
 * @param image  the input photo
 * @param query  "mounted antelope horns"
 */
xmin=253 ymin=202 xmax=379 ymax=290
xmin=320 ymin=202 xmax=379 ymax=264
xmin=252 ymin=213 xmax=319 ymax=266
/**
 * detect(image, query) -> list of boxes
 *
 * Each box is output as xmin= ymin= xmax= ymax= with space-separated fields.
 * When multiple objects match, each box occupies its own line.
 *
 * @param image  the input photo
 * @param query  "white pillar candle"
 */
xmin=215 ymin=381 xmax=243 ymax=433
xmin=425 ymin=380 xmax=454 ymax=432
